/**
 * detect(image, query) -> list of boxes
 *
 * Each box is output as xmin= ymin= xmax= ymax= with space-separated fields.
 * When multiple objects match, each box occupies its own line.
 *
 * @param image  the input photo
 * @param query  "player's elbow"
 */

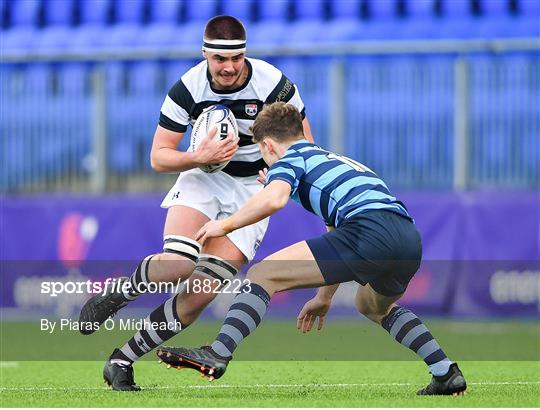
xmin=150 ymin=149 xmax=165 ymax=172
xmin=268 ymin=195 xmax=288 ymax=212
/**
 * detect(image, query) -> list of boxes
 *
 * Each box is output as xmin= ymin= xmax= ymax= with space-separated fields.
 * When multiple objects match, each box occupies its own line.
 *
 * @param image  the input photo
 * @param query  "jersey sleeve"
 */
xmin=265 ymin=74 xmax=306 ymax=119
xmin=266 ymin=152 xmax=306 ymax=196
xmin=158 ymin=79 xmax=195 ymax=133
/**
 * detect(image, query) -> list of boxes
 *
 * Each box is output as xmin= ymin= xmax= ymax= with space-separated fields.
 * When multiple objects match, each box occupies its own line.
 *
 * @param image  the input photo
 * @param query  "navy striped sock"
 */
xmin=211 ymin=284 xmax=270 ymax=358
xmin=122 ymin=255 xmax=155 ymax=301
xmin=381 ymin=306 xmax=453 ymax=376
xmin=113 ymin=295 xmax=183 ymax=363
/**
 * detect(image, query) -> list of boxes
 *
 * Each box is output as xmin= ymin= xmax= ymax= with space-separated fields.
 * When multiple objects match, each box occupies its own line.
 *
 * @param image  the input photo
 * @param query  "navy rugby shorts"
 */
xmin=306 ymin=210 xmax=422 ymax=297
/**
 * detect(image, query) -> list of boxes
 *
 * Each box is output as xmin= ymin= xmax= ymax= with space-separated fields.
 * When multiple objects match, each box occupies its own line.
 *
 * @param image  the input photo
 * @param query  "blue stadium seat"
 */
xmin=423 ymin=17 xmax=477 ymax=39
xmin=10 ymin=0 xmax=41 ymax=27
xmin=35 ymin=26 xmax=74 ymax=50
xmin=282 ymin=0 xmax=326 ymax=44
xmin=257 ymin=0 xmax=289 ymax=21
xmin=329 ymin=0 xmax=361 ymax=20
xmin=57 ymin=63 xmax=89 ymax=96
xmin=367 ymin=0 xmax=398 ymax=19
xmin=220 ymin=0 xmax=255 ymax=22
xmin=520 ymin=134 xmax=540 ymax=181
xmin=1 ymin=27 xmax=38 ymax=50
xmin=0 ymin=0 xmax=6 ymax=29
xmin=113 ymin=0 xmax=146 ymax=24
xmin=272 ymin=57 xmax=303 ymax=84
xmin=79 ymin=0 xmax=111 ymax=25
xmin=519 ymin=0 xmax=540 ymax=15
xmin=479 ymin=0 xmax=509 ymax=16
xmin=43 ymin=0 xmax=75 ymax=26
xmin=148 ymin=0 xmax=181 ymax=24
xmin=108 ymin=139 xmax=138 ymax=173
xmin=399 ymin=1 xmax=440 ymax=39
xmin=473 ymin=15 xmax=538 ymax=38
xmin=23 ymin=64 xmax=53 ymax=96
xmin=323 ymin=0 xmax=363 ymax=43
xmin=65 ymin=24 xmax=109 ymax=49
xmin=440 ymin=0 xmax=472 ymax=17
xmin=137 ymin=23 xmax=178 ymax=49
xmin=184 ymin=0 xmax=218 ymax=22
xmin=127 ymin=62 xmax=161 ymax=95
xmin=248 ymin=20 xmax=289 ymax=46
xmin=248 ymin=0 xmax=290 ymax=47
xmin=405 ymin=0 xmax=436 ymax=18
xmin=171 ymin=21 xmax=207 ymax=48
xmin=103 ymin=24 xmax=143 ymax=49
xmin=320 ymin=19 xmax=364 ymax=42
xmin=104 ymin=62 xmax=126 ymax=95
xmin=294 ymin=0 xmax=325 ymax=20
xmin=477 ymin=130 xmax=511 ymax=174
xmin=164 ymin=60 xmax=195 ymax=87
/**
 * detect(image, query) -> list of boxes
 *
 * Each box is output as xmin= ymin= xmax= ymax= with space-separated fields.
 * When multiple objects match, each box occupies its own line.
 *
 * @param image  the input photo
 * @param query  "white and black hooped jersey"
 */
xmin=159 ymin=58 xmax=306 ymax=177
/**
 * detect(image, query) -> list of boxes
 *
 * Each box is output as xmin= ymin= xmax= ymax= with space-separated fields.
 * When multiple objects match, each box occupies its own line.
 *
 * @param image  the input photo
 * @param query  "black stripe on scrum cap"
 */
xmin=203 ymin=41 xmax=246 ymax=50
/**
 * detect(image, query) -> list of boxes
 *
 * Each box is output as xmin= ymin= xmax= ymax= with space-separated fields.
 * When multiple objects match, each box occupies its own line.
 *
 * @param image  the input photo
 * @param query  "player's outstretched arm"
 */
xmin=297 ymin=284 xmax=340 ymax=333
xmin=195 ymin=180 xmax=291 ymax=244
xmin=150 ymin=126 xmax=237 ymax=173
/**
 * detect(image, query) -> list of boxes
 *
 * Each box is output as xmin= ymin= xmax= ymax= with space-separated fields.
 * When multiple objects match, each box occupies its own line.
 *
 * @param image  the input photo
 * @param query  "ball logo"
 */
xmin=219 ymin=123 xmax=229 ymax=140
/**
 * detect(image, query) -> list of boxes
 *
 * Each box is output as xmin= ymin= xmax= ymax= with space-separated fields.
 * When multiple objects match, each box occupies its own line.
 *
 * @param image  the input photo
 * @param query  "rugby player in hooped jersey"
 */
xmin=157 ymin=102 xmax=467 ymax=396
xmin=78 ymin=16 xmax=313 ymax=391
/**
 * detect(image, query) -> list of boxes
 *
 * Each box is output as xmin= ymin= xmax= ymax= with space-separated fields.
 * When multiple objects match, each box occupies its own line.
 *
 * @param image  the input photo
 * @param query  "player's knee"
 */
xmin=193 ymin=253 xmax=239 ymax=287
xmin=356 ymin=301 xmax=390 ymax=323
xmin=158 ymin=235 xmax=201 ymax=281
xmin=245 ymin=263 xmax=267 ymax=282
xmin=246 ymin=262 xmax=280 ymax=291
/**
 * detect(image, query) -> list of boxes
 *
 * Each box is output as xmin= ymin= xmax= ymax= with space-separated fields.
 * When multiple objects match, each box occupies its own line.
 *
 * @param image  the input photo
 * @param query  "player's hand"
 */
xmin=257 ymin=168 xmax=268 ymax=185
xmin=296 ymin=297 xmax=331 ymax=333
xmin=195 ymin=220 xmax=228 ymax=245
xmin=195 ymin=128 xmax=238 ymax=166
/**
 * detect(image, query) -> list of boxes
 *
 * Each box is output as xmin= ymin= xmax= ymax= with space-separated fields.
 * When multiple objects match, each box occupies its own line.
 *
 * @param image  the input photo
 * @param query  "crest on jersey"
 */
xmin=245 ymin=103 xmax=258 ymax=116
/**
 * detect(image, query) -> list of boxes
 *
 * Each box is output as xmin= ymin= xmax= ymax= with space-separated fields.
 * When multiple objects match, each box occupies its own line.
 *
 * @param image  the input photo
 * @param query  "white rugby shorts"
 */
xmin=161 ymin=168 xmax=268 ymax=261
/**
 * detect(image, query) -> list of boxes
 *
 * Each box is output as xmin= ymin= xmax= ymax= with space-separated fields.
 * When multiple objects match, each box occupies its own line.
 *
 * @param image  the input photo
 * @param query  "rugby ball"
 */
xmin=190 ymin=105 xmax=239 ymax=173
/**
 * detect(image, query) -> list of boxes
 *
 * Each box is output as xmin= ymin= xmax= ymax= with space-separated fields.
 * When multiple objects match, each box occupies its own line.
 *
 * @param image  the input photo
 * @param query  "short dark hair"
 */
xmin=251 ymin=102 xmax=304 ymax=143
xmin=204 ymin=15 xmax=246 ymax=40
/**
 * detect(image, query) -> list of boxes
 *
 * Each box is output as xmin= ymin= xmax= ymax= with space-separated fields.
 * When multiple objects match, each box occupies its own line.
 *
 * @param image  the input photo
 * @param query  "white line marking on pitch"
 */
xmin=0 ymin=362 xmax=19 ymax=368
xmin=0 ymin=381 xmax=539 ymax=392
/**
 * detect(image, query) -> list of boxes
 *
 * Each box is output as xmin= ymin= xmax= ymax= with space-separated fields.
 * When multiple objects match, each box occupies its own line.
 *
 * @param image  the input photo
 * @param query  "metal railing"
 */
xmin=1 ymin=39 xmax=539 ymax=193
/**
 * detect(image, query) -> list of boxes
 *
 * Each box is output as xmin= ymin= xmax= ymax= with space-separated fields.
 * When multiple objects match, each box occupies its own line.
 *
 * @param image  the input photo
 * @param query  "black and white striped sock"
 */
xmin=211 ymin=284 xmax=271 ymax=358
xmin=381 ymin=306 xmax=453 ymax=376
xmin=111 ymin=294 xmax=183 ymax=364
xmin=122 ymin=255 xmax=155 ymax=301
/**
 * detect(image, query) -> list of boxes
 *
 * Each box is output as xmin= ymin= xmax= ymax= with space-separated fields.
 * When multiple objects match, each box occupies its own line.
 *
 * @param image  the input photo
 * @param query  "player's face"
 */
xmin=205 ymin=52 xmax=246 ymax=90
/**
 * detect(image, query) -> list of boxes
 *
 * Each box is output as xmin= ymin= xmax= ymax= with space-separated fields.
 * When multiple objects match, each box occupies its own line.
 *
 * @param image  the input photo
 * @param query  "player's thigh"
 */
xmin=355 ymin=283 xmax=402 ymax=323
xmin=164 ymin=205 xmax=246 ymax=267
xmin=163 ymin=205 xmax=210 ymax=238
xmin=248 ymin=241 xmax=327 ymax=292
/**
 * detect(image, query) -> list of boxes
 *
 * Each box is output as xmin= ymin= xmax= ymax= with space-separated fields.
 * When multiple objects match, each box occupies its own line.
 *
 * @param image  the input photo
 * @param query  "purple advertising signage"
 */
xmin=1 ymin=191 xmax=539 ymax=317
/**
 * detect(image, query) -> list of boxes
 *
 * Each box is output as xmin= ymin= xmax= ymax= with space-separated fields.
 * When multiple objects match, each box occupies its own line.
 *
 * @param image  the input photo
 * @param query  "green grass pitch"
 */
xmin=1 ymin=320 xmax=539 ymax=407
xmin=1 ymin=361 xmax=539 ymax=407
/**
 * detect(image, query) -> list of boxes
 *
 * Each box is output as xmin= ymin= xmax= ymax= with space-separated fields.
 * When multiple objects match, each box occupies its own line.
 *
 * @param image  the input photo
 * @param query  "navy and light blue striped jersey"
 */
xmin=266 ymin=140 xmax=411 ymax=227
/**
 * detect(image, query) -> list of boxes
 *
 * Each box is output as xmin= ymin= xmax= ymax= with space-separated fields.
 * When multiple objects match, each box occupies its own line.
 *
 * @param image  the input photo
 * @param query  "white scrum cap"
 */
xmin=202 ymin=38 xmax=246 ymax=54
